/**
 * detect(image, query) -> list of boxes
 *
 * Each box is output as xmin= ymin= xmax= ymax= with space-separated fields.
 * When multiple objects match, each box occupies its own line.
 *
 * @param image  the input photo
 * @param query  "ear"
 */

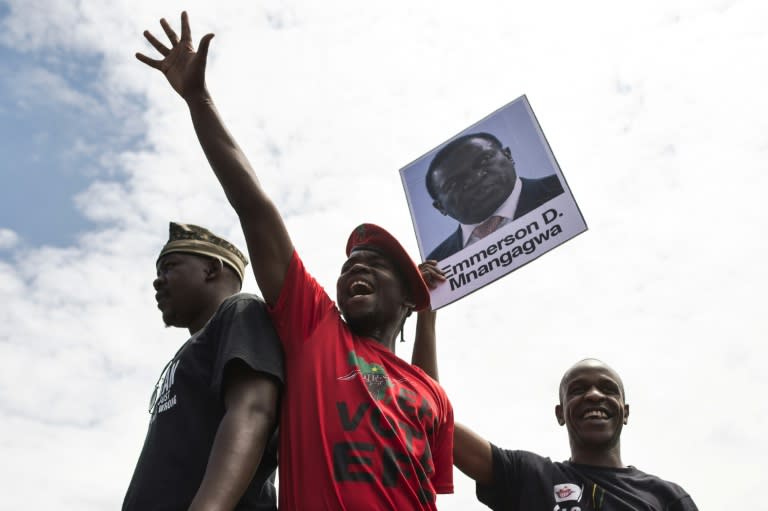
xmin=555 ymin=404 xmax=565 ymax=426
xmin=204 ymin=257 xmax=224 ymax=281
xmin=502 ymin=147 xmax=513 ymax=163
xmin=432 ymin=200 xmax=448 ymax=216
xmin=623 ymin=403 xmax=630 ymax=425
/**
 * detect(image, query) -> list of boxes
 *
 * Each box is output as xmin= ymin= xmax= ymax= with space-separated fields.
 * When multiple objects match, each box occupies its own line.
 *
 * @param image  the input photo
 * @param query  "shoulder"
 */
xmin=491 ymin=445 xmax=554 ymax=471
xmin=520 ymin=175 xmax=564 ymax=197
xmin=205 ymin=293 xmax=277 ymax=340
xmin=485 ymin=446 xmax=559 ymax=493
xmin=216 ymin=293 xmax=269 ymax=316
xmin=382 ymin=356 xmax=453 ymax=420
xmin=571 ymin=464 xmax=696 ymax=508
xmin=427 ymin=227 xmax=463 ymax=260
xmin=624 ymin=466 xmax=694 ymax=500
xmin=408 ymin=363 xmax=451 ymax=401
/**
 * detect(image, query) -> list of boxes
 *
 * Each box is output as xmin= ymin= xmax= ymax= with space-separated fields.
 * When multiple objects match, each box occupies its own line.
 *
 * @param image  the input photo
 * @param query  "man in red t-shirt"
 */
xmin=136 ymin=12 xmax=454 ymax=510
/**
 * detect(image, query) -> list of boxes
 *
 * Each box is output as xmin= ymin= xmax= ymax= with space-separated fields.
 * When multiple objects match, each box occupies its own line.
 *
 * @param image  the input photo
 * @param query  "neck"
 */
xmin=187 ymin=290 xmax=233 ymax=335
xmin=569 ymin=442 xmax=623 ymax=468
xmin=350 ymin=310 xmax=408 ymax=353
xmin=355 ymin=325 xmax=398 ymax=352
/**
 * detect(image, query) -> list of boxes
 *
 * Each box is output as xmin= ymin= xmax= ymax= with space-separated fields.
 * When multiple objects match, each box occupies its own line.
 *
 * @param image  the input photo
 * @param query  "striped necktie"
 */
xmin=468 ymin=215 xmax=504 ymax=245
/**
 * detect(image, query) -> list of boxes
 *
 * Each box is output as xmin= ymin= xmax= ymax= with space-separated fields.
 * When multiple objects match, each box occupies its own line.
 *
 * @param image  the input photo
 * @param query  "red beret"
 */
xmin=345 ymin=223 xmax=430 ymax=312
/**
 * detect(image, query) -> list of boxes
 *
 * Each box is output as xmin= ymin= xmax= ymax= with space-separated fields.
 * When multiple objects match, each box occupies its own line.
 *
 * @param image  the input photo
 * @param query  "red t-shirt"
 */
xmin=268 ymin=251 xmax=454 ymax=510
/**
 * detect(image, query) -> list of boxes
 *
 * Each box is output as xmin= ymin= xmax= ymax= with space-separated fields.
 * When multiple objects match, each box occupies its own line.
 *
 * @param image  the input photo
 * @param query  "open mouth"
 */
xmin=581 ymin=408 xmax=611 ymax=420
xmin=349 ymin=280 xmax=374 ymax=297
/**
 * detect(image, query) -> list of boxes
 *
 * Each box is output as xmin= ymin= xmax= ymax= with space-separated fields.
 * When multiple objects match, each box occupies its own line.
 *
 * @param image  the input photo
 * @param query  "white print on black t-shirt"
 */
xmin=152 ymin=359 xmax=180 ymax=420
xmin=553 ymin=483 xmax=584 ymax=511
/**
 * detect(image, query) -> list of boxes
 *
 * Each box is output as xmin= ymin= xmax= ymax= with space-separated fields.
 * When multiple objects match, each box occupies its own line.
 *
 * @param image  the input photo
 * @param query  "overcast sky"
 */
xmin=1 ymin=0 xmax=766 ymax=509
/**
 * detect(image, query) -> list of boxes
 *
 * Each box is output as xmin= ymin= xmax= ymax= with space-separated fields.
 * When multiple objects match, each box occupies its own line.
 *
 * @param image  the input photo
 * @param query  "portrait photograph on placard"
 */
xmin=400 ymin=95 xmax=587 ymax=309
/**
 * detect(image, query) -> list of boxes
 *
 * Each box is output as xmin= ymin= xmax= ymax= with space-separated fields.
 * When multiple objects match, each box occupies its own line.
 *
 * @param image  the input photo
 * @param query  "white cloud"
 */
xmin=8 ymin=66 xmax=104 ymax=113
xmin=1 ymin=0 xmax=767 ymax=509
xmin=0 ymin=229 xmax=19 ymax=250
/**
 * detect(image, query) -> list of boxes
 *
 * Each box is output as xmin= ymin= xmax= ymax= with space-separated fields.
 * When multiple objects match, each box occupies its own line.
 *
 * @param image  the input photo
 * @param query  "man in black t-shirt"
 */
xmin=464 ymin=358 xmax=698 ymax=510
xmin=410 ymin=300 xmax=697 ymax=510
xmin=122 ymin=222 xmax=284 ymax=511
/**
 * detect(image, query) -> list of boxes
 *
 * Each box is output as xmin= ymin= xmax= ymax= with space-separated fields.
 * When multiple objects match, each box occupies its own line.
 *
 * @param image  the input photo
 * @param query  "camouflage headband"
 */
xmin=157 ymin=222 xmax=248 ymax=282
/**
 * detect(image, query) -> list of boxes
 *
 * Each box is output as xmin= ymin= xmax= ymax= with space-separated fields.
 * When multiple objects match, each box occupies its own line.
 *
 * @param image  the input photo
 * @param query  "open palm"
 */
xmin=136 ymin=11 xmax=213 ymax=100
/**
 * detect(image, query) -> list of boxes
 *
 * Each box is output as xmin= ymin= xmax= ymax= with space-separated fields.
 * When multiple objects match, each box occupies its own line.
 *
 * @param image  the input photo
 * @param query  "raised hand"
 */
xmin=419 ymin=260 xmax=446 ymax=290
xmin=413 ymin=260 xmax=442 ymax=378
xmin=136 ymin=11 xmax=213 ymax=101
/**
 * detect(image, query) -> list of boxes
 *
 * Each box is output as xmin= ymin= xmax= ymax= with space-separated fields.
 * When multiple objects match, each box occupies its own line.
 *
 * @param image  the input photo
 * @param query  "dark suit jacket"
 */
xmin=426 ymin=175 xmax=564 ymax=261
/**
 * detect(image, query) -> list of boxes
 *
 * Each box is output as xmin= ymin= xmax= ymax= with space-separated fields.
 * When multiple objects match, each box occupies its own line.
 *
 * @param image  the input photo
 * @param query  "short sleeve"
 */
xmin=476 ymin=444 xmax=518 ymax=510
xmin=209 ymin=295 xmax=285 ymax=399
xmin=267 ymin=250 xmax=337 ymax=355
xmin=430 ymin=393 xmax=455 ymax=494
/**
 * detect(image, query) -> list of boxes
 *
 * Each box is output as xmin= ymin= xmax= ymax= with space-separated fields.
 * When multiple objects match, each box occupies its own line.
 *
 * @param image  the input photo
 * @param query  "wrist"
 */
xmin=184 ymin=87 xmax=213 ymax=107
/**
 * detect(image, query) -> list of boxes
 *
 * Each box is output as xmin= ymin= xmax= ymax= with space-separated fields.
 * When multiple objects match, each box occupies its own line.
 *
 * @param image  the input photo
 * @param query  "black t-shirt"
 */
xmin=477 ymin=444 xmax=698 ymax=511
xmin=123 ymin=294 xmax=284 ymax=511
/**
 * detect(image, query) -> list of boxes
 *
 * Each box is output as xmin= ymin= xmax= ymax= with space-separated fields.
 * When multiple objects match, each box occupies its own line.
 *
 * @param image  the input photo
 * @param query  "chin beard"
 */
xmin=162 ymin=312 xmax=179 ymax=329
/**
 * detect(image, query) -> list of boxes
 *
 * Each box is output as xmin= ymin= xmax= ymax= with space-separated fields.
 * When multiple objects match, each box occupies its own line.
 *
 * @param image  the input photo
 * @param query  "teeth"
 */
xmin=349 ymin=280 xmax=373 ymax=296
xmin=583 ymin=409 xmax=608 ymax=419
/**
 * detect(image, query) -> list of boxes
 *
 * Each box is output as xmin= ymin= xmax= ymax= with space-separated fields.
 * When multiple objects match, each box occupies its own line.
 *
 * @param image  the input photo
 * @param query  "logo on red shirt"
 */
xmin=338 ymin=351 xmax=407 ymax=400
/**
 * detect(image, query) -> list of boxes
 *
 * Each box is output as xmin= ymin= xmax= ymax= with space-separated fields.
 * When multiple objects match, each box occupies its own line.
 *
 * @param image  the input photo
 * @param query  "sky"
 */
xmin=1 ymin=0 xmax=766 ymax=509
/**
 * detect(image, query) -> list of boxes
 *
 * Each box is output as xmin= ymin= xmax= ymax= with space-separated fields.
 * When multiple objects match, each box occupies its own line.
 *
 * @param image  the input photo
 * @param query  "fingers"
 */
xmin=160 ymin=17 xmax=179 ymax=45
xmin=419 ymin=260 xmax=446 ymax=289
xmin=143 ymin=30 xmax=170 ymax=56
xmin=420 ymin=260 xmax=444 ymax=276
xmin=423 ymin=273 xmax=445 ymax=288
xmin=137 ymin=13 xmax=212 ymax=71
xmin=135 ymin=52 xmax=163 ymax=70
xmin=197 ymin=33 xmax=215 ymax=62
xmin=180 ymin=11 xmax=191 ymax=42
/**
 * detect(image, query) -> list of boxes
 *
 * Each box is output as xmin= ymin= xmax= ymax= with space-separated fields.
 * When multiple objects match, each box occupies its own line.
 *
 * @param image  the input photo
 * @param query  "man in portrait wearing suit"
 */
xmin=425 ymin=132 xmax=564 ymax=261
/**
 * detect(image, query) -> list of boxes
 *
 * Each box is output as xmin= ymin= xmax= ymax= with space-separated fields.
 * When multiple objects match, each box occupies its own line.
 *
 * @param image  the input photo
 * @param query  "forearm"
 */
xmin=412 ymin=309 xmax=438 ymax=381
xmin=184 ymin=90 xmax=291 ymax=304
xmin=188 ymin=407 xmax=276 ymax=511
xmin=454 ymin=423 xmax=493 ymax=485
xmin=185 ymin=91 xmax=267 ymax=215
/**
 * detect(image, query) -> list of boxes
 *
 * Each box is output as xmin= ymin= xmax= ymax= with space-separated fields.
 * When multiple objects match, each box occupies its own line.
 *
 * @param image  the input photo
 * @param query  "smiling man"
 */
xmin=123 ymin=222 xmax=284 ymax=511
xmin=457 ymin=358 xmax=698 ymax=510
xmin=411 ymin=303 xmax=698 ymax=511
xmin=136 ymin=13 xmax=454 ymax=510
xmin=425 ymin=132 xmax=564 ymax=261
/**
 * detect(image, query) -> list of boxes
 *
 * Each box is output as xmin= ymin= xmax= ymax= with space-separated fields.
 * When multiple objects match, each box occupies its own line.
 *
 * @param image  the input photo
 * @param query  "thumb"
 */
xmin=197 ymin=33 xmax=215 ymax=61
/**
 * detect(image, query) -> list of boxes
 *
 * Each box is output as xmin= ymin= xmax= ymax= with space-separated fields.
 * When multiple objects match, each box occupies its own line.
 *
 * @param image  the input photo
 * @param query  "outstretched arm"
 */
xmin=136 ymin=12 xmax=292 ymax=305
xmin=409 ymin=264 xmax=494 ymax=484
xmin=189 ymin=361 xmax=279 ymax=511
xmin=454 ymin=423 xmax=493 ymax=485
xmin=411 ymin=261 xmax=444 ymax=380
xmin=412 ymin=309 xmax=494 ymax=484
